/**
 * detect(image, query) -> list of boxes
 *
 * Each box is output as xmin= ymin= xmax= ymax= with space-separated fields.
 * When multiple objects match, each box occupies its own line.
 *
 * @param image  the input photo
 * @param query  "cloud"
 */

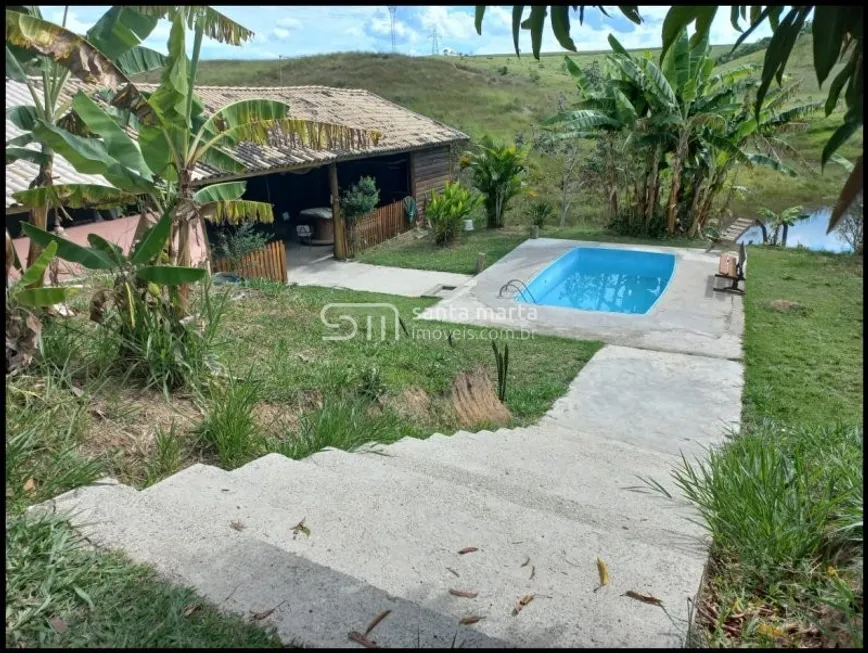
xmin=277 ymin=17 xmax=301 ymax=30
xmin=272 ymin=28 xmax=291 ymax=40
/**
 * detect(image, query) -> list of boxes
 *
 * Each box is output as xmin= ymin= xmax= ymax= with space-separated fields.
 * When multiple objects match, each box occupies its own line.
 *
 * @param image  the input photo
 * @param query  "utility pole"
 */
xmin=429 ymin=27 xmax=439 ymax=56
xmin=388 ymin=6 xmax=397 ymax=53
xmin=278 ymin=54 xmax=288 ymax=86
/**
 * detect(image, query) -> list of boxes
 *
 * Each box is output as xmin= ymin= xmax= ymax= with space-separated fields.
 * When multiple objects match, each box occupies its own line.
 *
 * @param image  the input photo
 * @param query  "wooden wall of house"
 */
xmin=411 ymin=146 xmax=452 ymax=218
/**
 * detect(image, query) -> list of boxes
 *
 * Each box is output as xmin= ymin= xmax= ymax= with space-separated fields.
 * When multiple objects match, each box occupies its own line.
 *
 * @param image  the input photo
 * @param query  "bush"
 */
xmin=460 ymin=136 xmax=528 ymax=229
xmin=607 ymin=209 xmax=666 ymax=239
xmin=341 ymin=176 xmax=380 ymax=222
xmin=213 ymin=223 xmax=271 ymax=272
xmin=197 ymin=374 xmax=263 ymax=469
xmin=497 ymin=65 xmax=508 ymax=76
xmin=426 ymin=182 xmax=481 ymax=246
xmin=529 ymin=201 xmax=553 ymax=228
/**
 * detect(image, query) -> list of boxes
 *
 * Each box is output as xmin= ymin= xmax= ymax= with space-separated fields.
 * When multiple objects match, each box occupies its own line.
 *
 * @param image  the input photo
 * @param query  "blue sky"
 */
xmin=42 ymin=6 xmax=774 ymax=60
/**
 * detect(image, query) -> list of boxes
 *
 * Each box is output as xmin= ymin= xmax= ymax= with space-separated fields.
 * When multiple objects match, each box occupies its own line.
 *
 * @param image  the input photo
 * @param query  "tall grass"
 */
xmin=197 ymin=375 xmax=263 ymax=468
xmin=5 ymin=369 xmax=103 ymax=513
xmin=274 ymin=397 xmax=405 ymax=460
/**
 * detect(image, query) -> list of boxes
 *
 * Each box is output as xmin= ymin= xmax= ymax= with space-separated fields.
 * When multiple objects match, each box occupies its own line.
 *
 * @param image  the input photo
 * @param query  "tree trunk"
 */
xmin=666 ymin=132 xmax=688 ymax=235
xmin=781 ymin=224 xmax=789 ymax=248
xmin=605 ymin=139 xmax=619 ymax=218
xmin=560 ymin=176 xmax=569 ymax=228
xmin=26 ymin=157 xmax=54 ymax=271
xmin=646 ymin=145 xmax=661 ymax=228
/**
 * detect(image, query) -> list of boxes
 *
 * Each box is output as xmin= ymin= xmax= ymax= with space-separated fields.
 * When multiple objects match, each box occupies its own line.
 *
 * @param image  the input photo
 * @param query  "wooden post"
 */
xmin=330 ymin=163 xmax=346 ymax=260
xmin=475 ymin=252 xmax=486 ymax=275
xmin=408 ymin=152 xmax=417 ymax=198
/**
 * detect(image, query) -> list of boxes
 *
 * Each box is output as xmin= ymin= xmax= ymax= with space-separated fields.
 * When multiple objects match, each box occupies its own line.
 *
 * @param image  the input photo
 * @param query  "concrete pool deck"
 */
xmin=418 ymin=238 xmax=745 ymax=360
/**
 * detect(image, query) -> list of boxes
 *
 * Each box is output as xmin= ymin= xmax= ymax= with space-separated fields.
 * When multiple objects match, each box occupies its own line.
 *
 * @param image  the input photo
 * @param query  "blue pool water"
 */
xmin=518 ymin=247 xmax=676 ymax=314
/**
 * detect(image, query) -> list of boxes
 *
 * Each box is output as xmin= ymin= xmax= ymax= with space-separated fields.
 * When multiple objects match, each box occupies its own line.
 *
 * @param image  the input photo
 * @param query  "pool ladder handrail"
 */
xmin=499 ymin=279 xmax=537 ymax=304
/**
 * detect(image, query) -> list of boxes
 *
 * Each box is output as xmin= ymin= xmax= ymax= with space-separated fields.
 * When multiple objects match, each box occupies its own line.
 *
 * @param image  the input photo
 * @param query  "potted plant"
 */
xmin=528 ymin=200 xmax=553 ymax=238
xmin=341 ymin=177 xmax=380 ymax=254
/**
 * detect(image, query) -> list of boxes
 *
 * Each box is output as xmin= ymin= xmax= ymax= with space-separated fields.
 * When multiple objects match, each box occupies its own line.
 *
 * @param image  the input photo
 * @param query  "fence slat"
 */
xmin=212 ymin=239 xmax=286 ymax=284
xmin=347 ymin=199 xmax=410 ymax=255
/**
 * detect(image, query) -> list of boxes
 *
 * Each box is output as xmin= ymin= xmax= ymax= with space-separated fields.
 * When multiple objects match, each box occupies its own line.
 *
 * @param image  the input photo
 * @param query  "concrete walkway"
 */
xmin=40 ymin=344 xmax=743 ymax=647
xmin=288 ymin=258 xmax=471 ymax=298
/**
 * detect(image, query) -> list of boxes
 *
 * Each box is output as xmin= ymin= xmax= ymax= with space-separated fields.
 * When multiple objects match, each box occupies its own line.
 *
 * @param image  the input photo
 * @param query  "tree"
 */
xmin=10 ymin=6 xmax=378 ymax=312
xmin=759 ymin=205 xmax=808 ymax=247
xmin=531 ymin=129 xmax=584 ymax=227
xmin=459 ymin=137 xmax=528 ymax=229
xmin=474 ymin=5 xmax=863 ymax=231
xmin=6 ymin=6 xmax=167 ymax=268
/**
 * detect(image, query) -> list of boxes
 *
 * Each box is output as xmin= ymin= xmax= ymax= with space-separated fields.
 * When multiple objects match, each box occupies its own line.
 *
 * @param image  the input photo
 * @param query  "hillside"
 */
xmin=138 ymin=35 xmax=862 ymax=218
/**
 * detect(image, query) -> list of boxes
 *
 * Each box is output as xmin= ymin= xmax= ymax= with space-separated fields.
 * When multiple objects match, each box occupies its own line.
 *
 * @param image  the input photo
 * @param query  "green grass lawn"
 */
xmin=356 ymin=223 xmax=707 ymax=274
xmin=681 ymin=246 xmax=864 ymax=648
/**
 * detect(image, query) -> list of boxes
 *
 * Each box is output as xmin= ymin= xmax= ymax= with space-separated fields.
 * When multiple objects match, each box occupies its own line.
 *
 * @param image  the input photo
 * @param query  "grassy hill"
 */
xmin=140 ymin=35 xmax=862 ymax=221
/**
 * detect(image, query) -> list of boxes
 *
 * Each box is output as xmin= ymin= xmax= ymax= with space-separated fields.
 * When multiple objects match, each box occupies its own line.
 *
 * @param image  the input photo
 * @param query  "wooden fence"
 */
xmin=348 ymin=200 xmax=410 ymax=254
xmin=211 ymin=240 xmax=287 ymax=284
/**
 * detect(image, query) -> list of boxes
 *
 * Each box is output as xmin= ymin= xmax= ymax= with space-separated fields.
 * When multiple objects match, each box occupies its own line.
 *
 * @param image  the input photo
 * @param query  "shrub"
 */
xmin=460 ymin=136 xmax=528 ymax=229
xmin=529 ymin=201 xmax=553 ymax=228
xmin=341 ymin=176 xmax=380 ymax=222
xmin=497 ymin=65 xmax=508 ymax=75
xmin=426 ymin=182 xmax=481 ymax=247
xmin=607 ymin=208 xmax=667 ymax=239
xmin=213 ymin=223 xmax=271 ymax=273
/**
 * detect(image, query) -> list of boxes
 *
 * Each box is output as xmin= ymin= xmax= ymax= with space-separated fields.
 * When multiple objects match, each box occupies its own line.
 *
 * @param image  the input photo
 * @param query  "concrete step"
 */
xmin=42 ymin=469 xmax=501 ymax=648
xmin=355 ymin=423 xmax=703 ymax=550
xmin=189 ymin=452 xmax=705 ymax=647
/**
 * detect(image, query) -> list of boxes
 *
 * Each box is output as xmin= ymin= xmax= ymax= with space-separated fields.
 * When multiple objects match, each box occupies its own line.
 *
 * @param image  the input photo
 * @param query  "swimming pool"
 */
xmin=517 ymin=247 xmax=676 ymax=314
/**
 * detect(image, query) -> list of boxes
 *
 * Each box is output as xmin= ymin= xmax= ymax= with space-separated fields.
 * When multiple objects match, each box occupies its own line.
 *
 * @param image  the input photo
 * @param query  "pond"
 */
xmin=737 ymin=207 xmax=854 ymax=253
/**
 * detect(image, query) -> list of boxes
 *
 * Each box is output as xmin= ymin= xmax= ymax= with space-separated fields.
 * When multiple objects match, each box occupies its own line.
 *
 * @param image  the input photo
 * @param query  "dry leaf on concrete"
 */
xmin=459 ymin=615 xmax=485 ymax=625
xmin=365 ymin=610 xmax=392 ymax=636
xmin=595 ymin=557 xmax=610 ymax=591
xmin=520 ymin=555 xmax=530 ymax=568
xmin=446 ymin=567 xmax=460 ymax=577
xmin=250 ymin=600 xmax=285 ymax=621
xmin=623 ymin=590 xmax=663 ymax=607
xmin=449 ymin=589 xmax=478 ymax=598
xmin=348 ymin=631 xmax=377 ymax=648
xmin=458 ymin=546 xmax=478 ymax=555
xmin=512 ymin=594 xmax=535 ymax=616
xmin=292 ymin=518 xmax=310 ymax=539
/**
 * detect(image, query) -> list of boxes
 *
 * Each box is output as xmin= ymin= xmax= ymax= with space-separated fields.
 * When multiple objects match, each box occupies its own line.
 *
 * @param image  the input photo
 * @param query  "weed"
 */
xmin=273 ymin=397 xmax=405 ymax=460
xmin=145 ymin=423 xmax=185 ymax=486
xmin=491 ymin=341 xmax=509 ymax=402
xmin=197 ymin=375 xmax=263 ymax=469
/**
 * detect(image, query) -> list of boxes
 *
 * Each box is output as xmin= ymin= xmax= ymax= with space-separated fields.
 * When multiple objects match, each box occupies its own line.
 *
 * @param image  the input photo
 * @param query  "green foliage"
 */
xmin=460 ymin=137 xmax=528 ymax=229
xmin=197 ymin=375 xmax=262 ymax=468
xmin=653 ymin=421 xmax=862 ymax=589
xmin=145 ymin=423 xmax=184 ymax=486
xmin=528 ymin=201 xmax=553 ymax=228
xmin=341 ymin=176 xmax=380 ymax=221
xmin=5 ymin=512 xmax=282 ymax=648
xmin=213 ymin=222 xmax=272 ymax=270
xmin=716 ymin=36 xmax=771 ymax=65
xmin=491 ymin=341 xmax=509 ymax=403
xmin=758 ymin=205 xmax=808 ymax=245
xmin=425 ymin=181 xmax=481 ymax=246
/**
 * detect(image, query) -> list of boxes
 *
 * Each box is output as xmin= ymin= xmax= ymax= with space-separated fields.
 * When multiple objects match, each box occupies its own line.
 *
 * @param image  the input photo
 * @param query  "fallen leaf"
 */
xmin=622 ymin=591 xmax=664 ymax=607
xmin=22 ymin=478 xmax=36 ymax=493
xmin=459 ymin=615 xmax=485 ymax=625
xmin=364 ymin=610 xmax=392 ymax=636
xmin=69 ymin=385 xmax=84 ymax=397
xmin=446 ymin=567 xmax=460 ymax=577
xmin=458 ymin=546 xmax=478 ymax=555
xmin=182 ymin=603 xmax=200 ymax=617
xmin=530 ymin=565 xmax=535 ymax=580
xmin=348 ymin=631 xmax=377 ymax=648
xmin=293 ymin=518 xmax=310 ymax=539
xmin=230 ymin=519 xmax=245 ymax=531
xmin=512 ymin=594 xmax=534 ymax=616
xmin=449 ymin=589 xmax=478 ymax=598
xmin=756 ymin=623 xmax=786 ymax=638
xmin=596 ymin=557 xmax=610 ymax=588
xmin=520 ymin=555 xmax=530 ymax=568
xmin=49 ymin=616 xmax=68 ymax=634
xmin=250 ymin=600 xmax=285 ymax=621
xmin=297 ymin=353 xmax=312 ymax=363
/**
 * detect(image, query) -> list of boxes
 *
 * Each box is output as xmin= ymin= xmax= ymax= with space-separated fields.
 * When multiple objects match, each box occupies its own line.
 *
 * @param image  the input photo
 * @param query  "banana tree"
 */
xmin=6 ymin=6 xmax=168 ymax=268
xmin=10 ymin=6 xmax=379 ymax=311
xmin=6 ymin=240 xmax=78 ymax=373
xmin=759 ymin=205 xmax=808 ymax=247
